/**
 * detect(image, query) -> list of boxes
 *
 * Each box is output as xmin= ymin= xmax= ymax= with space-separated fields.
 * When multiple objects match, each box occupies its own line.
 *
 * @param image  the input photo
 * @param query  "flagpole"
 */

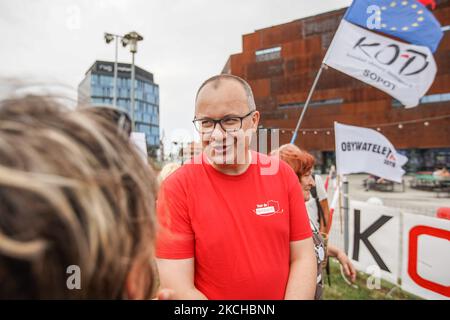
xmin=337 ymin=174 xmax=343 ymax=235
xmin=342 ymin=175 xmax=349 ymax=255
xmin=290 ymin=63 xmax=327 ymax=144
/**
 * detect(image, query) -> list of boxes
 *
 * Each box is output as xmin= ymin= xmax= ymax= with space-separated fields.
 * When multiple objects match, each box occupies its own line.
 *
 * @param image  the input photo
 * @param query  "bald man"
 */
xmin=156 ymin=74 xmax=316 ymax=300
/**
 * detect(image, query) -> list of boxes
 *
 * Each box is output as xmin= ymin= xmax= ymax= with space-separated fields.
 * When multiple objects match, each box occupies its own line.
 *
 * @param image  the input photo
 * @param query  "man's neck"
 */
xmin=207 ymin=150 xmax=252 ymax=176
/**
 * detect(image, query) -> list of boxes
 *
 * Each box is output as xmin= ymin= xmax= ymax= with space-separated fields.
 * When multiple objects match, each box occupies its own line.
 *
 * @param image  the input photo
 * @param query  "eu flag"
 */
xmin=344 ymin=0 xmax=443 ymax=52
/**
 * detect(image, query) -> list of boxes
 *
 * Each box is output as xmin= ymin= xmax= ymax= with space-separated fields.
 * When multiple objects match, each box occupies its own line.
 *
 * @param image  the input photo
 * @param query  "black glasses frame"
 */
xmin=192 ymin=110 xmax=255 ymax=133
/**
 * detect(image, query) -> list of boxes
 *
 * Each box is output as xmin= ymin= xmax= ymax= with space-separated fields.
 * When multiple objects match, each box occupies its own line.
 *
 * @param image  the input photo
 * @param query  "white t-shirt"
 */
xmin=306 ymin=174 xmax=328 ymax=230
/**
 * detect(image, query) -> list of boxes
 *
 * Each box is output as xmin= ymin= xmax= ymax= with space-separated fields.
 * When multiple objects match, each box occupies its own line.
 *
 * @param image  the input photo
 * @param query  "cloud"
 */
xmin=0 ymin=0 xmax=352 ymax=146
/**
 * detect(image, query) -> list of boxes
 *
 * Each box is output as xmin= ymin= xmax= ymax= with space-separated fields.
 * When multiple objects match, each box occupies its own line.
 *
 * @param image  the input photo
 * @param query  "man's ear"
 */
xmin=252 ymin=111 xmax=260 ymax=131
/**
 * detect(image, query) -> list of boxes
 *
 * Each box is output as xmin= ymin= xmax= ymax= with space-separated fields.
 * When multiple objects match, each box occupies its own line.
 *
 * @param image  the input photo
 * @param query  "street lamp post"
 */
xmin=131 ymin=52 xmax=136 ymax=131
xmin=104 ymin=33 xmax=123 ymax=107
xmin=121 ymin=31 xmax=144 ymax=132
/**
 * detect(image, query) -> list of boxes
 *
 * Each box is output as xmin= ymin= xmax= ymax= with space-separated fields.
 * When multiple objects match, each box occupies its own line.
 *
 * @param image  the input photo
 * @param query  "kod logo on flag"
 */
xmin=334 ymin=122 xmax=408 ymax=183
xmin=323 ymin=20 xmax=437 ymax=107
xmin=345 ymin=0 xmax=443 ymax=52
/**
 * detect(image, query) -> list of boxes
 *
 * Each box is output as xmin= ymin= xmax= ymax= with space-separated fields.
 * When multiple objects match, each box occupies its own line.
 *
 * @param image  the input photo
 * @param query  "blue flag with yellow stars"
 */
xmin=344 ymin=0 xmax=443 ymax=52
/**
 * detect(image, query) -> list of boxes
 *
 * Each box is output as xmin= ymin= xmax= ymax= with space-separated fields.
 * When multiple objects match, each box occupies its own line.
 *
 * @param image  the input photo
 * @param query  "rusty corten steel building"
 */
xmin=224 ymin=1 xmax=450 ymax=172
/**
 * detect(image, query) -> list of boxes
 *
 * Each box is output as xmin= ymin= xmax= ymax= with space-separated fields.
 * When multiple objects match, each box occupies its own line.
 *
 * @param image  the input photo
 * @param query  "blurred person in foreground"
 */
xmin=0 ymin=94 xmax=169 ymax=299
xmin=271 ymin=144 xmax=357 ymax=299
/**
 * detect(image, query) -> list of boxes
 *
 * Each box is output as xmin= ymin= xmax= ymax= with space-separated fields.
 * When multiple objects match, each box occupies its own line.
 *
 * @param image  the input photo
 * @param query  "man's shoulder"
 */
xmin=184 ymin=152 xmax=204 ymax=166
xmin=162 ymin=154 xmax=205 ymax=187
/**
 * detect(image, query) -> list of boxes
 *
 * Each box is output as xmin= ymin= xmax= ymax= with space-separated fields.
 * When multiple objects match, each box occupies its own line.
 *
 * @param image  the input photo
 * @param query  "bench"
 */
xmin=363 ymin=178 xmax=405 ymax=192
xmin=410 ymin=173 xmax=441 ymax=191
xmin=435 ymin=180 xmax=450 ymax=198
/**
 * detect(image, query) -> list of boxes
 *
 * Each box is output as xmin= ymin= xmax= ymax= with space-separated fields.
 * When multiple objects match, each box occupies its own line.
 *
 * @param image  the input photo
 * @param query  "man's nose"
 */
xmin=210 ymin=123 xmax=226 ymax=141
xmin=310 ymin=176 xmax=316 ymax=187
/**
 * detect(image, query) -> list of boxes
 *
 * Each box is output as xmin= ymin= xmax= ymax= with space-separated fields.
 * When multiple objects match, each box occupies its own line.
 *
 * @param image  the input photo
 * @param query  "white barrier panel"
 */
xmin=348 ymin=200 xmax=401 ymax=284
xmin=401 ymin=213 xmax=450 ymax=300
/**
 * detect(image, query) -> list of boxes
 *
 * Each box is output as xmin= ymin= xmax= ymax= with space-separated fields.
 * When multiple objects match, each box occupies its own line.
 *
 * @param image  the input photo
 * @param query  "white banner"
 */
xmin=323 ymin=20 xmax=437 ymax=108
xmin=335 ymin=122 xmax=408 ymax=183
xmin=348 ymin=200 xmax=401 ymax=284
xmin=401 ymin=213 xmax=450 ymax=300
xmin=130 ymin=132 xmax=148 ymax=163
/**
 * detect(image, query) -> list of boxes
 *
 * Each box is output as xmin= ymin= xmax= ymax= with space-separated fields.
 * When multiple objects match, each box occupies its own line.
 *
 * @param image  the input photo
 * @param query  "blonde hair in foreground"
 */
xmin=157 ymin=162 xmax=181 ymax=186
xmin=0 ymin=95 xmax=158 ymax=299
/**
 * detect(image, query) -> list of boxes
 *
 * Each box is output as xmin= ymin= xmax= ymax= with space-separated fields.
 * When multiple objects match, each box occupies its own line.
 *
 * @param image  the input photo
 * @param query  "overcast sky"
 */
xmin=0 ymin=0 xmax=351 ymax=148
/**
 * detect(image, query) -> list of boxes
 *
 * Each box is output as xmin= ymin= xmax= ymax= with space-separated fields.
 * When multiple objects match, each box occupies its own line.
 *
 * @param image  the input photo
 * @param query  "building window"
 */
xmin=99 ymin=75 xmax=112 ymax=86
xmin=392 ymin=99 xmax=402 ymax=107
xmin=321 ymin=33 xmax=334 ymax=50
xmin=392 ymin=92 xmax=450 ymax=107
xmin=302 ymin=15 xmax=343 ymax=37
xmin=255 ymin=46 xmax=281 ymax=62
xmin=91 ymin=74 xmax=99 ymax=85
xmin=421 ymin=92 xmax=450 ymax=104
xmin=91 ymin=98 xmax=102 ymax=105
xmin=278 ymin=98 xmax=343 ymax=109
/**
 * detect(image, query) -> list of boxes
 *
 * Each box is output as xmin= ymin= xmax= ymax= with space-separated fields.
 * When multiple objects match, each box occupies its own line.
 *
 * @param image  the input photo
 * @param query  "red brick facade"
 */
xmin=225 ymin=1 xmax=450 ymax=171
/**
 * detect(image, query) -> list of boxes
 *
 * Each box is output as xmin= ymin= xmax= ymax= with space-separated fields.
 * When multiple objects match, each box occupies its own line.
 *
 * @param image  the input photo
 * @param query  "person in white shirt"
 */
xmin=272 ymin=144 xmax=357 ymax=287
xmin=306 ymin=174 xmax=330 ymax=233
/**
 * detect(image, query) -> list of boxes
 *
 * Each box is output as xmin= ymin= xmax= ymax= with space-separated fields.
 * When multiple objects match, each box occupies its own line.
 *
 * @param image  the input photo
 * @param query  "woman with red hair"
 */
xmin=271 ymin=144 xmax=356 ymax=299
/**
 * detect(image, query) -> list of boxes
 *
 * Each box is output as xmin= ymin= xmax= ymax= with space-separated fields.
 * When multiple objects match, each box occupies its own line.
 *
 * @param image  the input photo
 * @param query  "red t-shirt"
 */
xmin=156 ymin=151 xmax=312 ymax=299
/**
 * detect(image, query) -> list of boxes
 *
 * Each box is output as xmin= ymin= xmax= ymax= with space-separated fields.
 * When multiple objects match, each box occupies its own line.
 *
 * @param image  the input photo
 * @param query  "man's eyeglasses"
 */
xmin=192 ymin=110 xmax=254 ymax=134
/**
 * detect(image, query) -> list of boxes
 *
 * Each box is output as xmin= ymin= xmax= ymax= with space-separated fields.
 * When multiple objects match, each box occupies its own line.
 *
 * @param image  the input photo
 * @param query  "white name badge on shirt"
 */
xmin=255 ymin=206 xmax=275 ymax=215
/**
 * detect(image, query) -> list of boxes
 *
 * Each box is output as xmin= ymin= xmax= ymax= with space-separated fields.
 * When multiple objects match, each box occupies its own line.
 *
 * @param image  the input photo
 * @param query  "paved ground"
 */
xmin=324 ymin=174 xmax=450 ymax=217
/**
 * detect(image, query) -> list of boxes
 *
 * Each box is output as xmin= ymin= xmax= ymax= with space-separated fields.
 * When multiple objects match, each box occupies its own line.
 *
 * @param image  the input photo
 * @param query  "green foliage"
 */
xmin=323 ymin=259 xmax=421 ymax=300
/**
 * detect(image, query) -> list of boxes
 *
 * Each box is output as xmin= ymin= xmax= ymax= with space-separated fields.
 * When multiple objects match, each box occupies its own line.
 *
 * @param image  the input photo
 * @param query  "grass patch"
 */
xmin=322 ymin=258 xmax=421 ymax=300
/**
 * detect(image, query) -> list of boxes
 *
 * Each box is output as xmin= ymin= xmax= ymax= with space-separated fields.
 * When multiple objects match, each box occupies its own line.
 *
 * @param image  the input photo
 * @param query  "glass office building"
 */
xmin=78 ymin=60 xmax=159 ymax=156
